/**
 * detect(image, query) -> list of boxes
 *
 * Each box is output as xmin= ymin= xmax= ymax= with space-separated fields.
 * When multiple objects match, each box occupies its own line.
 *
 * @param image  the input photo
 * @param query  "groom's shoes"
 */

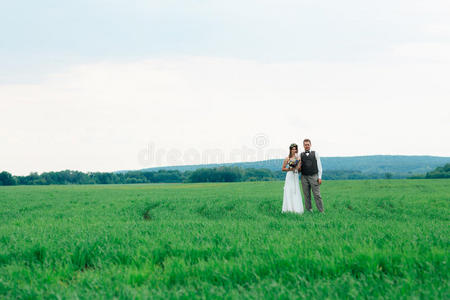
xmin=306 ymin=209 xmax=313 ymax=213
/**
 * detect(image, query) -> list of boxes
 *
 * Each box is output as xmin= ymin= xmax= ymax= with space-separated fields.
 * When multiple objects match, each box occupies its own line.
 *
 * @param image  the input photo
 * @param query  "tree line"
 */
xmin=0 ymin=167 xmax=283 ymax=186
xmin=1 ymin=164 xmax=449 ymax=186
xmin=424 ymin=163 xmax=450 ymax=179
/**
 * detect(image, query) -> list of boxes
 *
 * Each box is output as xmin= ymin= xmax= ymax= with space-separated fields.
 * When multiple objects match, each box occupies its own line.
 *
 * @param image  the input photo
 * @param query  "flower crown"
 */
xmin=289 ymin=143 xmax=298 ymax=149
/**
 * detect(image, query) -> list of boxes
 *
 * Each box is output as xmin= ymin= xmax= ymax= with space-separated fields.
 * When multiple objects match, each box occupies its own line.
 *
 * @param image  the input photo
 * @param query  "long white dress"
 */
xmin=282 ymin=170 xmax=304 ymax=214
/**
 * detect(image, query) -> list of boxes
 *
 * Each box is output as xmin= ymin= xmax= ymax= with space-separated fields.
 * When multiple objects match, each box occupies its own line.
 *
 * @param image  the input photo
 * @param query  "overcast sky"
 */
xmin=1 ymin=0 xmax=450 ymax=175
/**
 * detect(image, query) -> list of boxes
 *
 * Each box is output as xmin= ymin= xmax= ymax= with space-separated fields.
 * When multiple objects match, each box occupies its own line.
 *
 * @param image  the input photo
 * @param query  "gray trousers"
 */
xmin=300 ymin=174 xmax=324 ymax=212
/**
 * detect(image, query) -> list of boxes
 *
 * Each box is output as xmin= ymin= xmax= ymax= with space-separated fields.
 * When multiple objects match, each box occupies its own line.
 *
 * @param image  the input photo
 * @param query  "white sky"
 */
xmin=1 ymin=0 xmax=450 ymax=175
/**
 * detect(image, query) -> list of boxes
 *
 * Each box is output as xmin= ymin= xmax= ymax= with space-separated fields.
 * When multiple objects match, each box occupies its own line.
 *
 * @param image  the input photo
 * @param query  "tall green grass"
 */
xmin=0 ymin=180 xmax=448 ymax=299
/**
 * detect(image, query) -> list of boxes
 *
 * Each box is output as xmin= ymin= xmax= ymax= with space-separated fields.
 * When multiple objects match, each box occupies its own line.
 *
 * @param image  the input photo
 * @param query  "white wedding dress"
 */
xmin=282 ymin=170 xmax=304 ymax=214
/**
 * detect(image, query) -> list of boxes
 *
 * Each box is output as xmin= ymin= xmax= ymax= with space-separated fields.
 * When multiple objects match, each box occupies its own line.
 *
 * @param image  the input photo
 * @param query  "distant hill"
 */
xmin=120 ymin=155 xmax=450 ymax=177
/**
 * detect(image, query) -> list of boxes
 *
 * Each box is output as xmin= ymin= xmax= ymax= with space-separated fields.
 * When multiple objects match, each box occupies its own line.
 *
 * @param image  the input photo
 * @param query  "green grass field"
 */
xmin=0 ymin=180 xmax=449 ymax=299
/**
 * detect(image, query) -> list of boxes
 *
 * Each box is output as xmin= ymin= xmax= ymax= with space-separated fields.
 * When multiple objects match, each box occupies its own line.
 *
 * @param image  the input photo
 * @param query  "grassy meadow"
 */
xmin=0 ymin=179 xmax=449 ymax=299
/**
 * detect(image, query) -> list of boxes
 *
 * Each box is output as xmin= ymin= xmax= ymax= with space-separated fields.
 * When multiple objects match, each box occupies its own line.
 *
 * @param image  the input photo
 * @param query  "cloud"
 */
xmin=1 ymin=55 xmax=449 ymax=175
xmin=421 ymin=23 xmax=450 ymax=37
xmin=392 ymin=42 xmax=450 ymax=62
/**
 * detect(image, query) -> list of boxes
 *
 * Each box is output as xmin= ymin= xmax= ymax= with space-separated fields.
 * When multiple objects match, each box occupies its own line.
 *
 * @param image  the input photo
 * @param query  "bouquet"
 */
xmin=288 ymin=158 xmax=299 ymax=172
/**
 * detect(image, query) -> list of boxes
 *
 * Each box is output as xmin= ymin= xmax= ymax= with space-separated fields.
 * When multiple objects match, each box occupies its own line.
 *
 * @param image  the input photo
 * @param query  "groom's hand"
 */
xmin=318 ymin=178 xmax=322 ymax=185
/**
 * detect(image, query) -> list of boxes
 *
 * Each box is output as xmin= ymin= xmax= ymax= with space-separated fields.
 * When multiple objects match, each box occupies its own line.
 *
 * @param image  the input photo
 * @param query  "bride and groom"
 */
xmin=282 ymin=139 xmax=324 ymax=214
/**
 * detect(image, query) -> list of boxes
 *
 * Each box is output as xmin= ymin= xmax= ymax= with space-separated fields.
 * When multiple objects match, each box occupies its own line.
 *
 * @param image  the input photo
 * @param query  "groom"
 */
xmin=300 ymin=139 xmax=324 ymax=213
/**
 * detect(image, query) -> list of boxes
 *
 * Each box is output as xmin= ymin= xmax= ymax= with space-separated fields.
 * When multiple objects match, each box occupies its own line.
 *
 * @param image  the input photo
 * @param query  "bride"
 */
xmin=281 ymin=143 xmax=304 ymax=214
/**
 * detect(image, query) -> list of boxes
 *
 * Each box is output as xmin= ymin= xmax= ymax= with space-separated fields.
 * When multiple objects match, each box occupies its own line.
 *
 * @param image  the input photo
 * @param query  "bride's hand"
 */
xmin=282 ymin=158 xmax=291 ymax=172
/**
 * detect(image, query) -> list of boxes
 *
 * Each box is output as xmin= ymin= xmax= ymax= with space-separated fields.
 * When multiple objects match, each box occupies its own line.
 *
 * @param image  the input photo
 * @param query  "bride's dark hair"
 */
xmin=289 ymin=143 xmax=298 ymax=158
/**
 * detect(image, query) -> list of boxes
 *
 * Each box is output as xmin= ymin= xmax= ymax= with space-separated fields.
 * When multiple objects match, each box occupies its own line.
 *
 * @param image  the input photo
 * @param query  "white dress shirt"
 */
xmin=305 ymin=150 xmax=323 ymax=179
